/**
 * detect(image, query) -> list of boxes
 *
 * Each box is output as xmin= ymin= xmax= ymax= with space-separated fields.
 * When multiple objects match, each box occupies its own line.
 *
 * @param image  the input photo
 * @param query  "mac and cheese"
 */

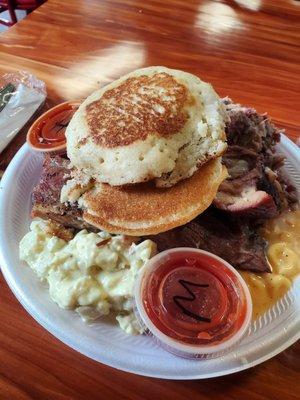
xmin=241 ymin=210 xmax=300 ymax=318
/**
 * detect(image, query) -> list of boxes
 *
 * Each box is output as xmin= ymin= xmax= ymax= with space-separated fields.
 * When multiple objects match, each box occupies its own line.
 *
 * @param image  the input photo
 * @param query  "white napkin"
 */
xmin=0 ymin=83 xmax=46 ymax=154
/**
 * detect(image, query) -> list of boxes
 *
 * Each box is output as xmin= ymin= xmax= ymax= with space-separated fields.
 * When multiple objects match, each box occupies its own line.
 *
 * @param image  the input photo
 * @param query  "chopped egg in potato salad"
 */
xmin=19 ymin=219 xmax=156 ymax=335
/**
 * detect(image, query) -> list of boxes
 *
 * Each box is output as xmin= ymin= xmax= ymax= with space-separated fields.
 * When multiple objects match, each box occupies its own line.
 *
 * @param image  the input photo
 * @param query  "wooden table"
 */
xmin=0 ymin=0 xmax=299 ymax=399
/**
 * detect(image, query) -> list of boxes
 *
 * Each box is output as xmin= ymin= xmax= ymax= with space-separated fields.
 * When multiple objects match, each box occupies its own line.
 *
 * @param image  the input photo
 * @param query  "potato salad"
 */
xmin=19 ymin=219 xmax=156 ymax=335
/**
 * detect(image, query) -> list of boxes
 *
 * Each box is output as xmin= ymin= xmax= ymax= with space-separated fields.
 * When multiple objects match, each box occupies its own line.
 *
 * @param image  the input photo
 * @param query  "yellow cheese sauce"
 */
xmin=240 ymin=210 xmax=300 ymax=319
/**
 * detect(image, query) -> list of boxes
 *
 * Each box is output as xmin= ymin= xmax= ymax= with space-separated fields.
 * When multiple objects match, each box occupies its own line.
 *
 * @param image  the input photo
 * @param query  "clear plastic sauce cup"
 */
xmin=27 ymin=101 xmax=80 ymax=153
xmin=135 ymin=248 xmax=252 ymax=358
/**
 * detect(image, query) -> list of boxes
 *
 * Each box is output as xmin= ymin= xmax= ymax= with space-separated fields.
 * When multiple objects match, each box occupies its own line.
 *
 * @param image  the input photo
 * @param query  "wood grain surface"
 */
xmin=0 ymin=0 xmax=299 ymax=399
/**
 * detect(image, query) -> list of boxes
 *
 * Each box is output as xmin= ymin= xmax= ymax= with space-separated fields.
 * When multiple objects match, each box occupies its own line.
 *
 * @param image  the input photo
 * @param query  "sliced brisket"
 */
xmin=31 ymin=155 xmax=92 ymax=230
xmin=149 ymin=209 xmax=270 ymax=273
xmin=32 ymin=155 xmax=70 ymax=206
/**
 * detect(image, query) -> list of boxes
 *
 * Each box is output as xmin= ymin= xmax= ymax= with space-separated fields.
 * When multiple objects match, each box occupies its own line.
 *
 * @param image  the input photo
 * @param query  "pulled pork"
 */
xmin=214 ymin=99 xmax=297 ymax=217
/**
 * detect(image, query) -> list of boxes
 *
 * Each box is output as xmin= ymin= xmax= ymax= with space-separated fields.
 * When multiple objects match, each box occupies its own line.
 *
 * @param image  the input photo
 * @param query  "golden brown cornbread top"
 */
xmin=85 ymin=73 xmax=190 ymax=148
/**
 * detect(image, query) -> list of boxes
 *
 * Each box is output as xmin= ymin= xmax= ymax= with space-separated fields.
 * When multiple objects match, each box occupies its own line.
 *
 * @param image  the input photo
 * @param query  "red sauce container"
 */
xmin=27 ymin=101 xmax=80 ymax=153
xmin=135 ymin=248 xmax=252 ymax=358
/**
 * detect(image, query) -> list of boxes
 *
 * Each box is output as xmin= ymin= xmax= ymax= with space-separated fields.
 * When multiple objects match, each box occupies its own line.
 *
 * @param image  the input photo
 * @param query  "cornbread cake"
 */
xmin=66 ymin=66 xmax=227 ymax=188
xmin=80 ymin=158 xmax=227 ymax=235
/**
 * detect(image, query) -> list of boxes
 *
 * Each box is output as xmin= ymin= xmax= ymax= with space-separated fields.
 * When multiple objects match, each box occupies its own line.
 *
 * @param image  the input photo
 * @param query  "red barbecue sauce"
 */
xmin=27 ymin=101 xmax=79 ymax=151
xmin=141 ymin=250 xmax=248 ymax=345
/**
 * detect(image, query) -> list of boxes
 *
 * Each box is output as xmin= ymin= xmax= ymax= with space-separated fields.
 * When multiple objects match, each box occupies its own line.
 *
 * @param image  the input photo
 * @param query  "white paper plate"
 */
xmin=0 ymin=135 xmax=299 ymax=379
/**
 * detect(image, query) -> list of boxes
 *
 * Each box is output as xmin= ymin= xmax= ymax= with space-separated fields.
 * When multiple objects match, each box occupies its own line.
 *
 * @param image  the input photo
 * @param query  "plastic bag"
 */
xmin=0 ymin=71 xmax=47 ymax=154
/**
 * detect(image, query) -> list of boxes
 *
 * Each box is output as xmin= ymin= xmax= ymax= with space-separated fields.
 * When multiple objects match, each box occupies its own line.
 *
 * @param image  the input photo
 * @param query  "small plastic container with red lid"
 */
xmin=134 ymin=248 xmax=252 ymax=358
xmin=27 ymin=101 xmax=80 ymax=154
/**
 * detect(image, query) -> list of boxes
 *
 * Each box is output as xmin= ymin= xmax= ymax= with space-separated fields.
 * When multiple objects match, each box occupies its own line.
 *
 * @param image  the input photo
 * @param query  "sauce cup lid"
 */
xmin=134 ymin=248 xmax=252 ymax=358
xmin=26 ymin=101 xmax=80 ymax=153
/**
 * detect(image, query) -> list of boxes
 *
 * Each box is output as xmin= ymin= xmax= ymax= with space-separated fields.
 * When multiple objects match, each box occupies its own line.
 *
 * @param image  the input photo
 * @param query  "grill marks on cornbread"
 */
xmin=85 ymin=73 xmax=189 ymax=148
